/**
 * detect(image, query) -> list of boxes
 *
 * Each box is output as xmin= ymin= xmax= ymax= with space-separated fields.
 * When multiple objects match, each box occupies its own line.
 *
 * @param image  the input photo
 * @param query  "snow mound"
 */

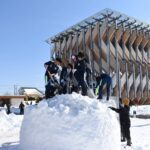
xmin=0 ymin=110 xmax=22 ymax=134
xmin=20 ymin=93 xmax=120 ymax=150
xmin=0 ymin=110 xmax=23 ymax=147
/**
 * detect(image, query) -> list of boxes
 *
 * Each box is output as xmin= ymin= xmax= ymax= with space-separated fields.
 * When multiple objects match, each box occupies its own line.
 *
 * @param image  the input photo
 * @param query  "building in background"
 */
xmin=46 ymin=8 xmax=150 ymax=104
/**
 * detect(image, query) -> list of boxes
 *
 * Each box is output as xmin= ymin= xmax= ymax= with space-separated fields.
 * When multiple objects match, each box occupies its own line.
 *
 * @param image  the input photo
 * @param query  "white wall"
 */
xmin=10 ymin=98 xmax=24 ymax=107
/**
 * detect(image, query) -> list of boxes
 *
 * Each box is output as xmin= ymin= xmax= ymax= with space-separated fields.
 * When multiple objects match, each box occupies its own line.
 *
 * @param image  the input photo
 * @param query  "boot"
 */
xmin=121 ymin=138 xmax=126 ymax=142
xmin=127 ymin=139 xmax=132 ymax=146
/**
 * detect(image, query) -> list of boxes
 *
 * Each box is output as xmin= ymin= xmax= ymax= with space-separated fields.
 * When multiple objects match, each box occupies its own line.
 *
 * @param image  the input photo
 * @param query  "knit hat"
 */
xmin=122 ymin=98 xmax=129 ymax=106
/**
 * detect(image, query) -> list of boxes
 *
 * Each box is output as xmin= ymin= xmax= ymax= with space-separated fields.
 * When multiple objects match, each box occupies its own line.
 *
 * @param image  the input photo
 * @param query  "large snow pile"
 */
xmin=0 ymin=110 xmax=23 ymax=146
xmin=20 ymin=93 xmax=120 ymax=150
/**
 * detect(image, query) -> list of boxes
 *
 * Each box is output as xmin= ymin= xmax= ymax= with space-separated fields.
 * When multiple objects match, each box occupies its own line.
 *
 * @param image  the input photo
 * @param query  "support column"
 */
xmin=90 ymin=25 xmax=94 ymax=89
xmin=106 ymin=27 xmax=110 ymax=74
xmin=76 ymin=31 xmax=79 ymax=54
xmin=132 ymin=63 xmax=136 ymax=98
xmin=64 ymin=37 xmax=67 ymax=59
xmin=122 ymin=39 xmax=125 ymax=60
xmin=69 ymin=34 xmax=73 ymax=62
xmin=139 ymin=64 xmax=143 ymax=98
xmin=146 ymin=66 xmax=149 ymax=97
xmin=97 ymin=22 xmax=102 ymax=75
xmin=82 ymin=28 xmax=86 ymax=54
xmin=125 ymin=62 xmax=129 ymax=98
xmin=59 ymin=40 xmax=62 ymax=57
xmin=114 ymin=29 xmax=121 ymax=98
xmin=53 ymin=42 xmax=57 ymax=58
xmin=128 ymin=28 xmax=134 ymax=61
xmin=148 ymin=47 xmax=150 ymax=64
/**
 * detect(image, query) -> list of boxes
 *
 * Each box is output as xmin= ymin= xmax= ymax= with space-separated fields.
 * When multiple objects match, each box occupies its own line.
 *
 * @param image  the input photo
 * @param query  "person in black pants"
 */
xmin=60 ymin=63 xmax=74 ymax=94
xmin=109 ymin=98 xmax=132 ymax=146
xmin=44 ymin=58 xmax=62 ymax=99
xmin=96 ymin=73 xmax=112 ymax=100
xmin=74 ymin=52 xmax=87 ymax=96
xmin=19 ymin=101 xmax=25 ymax=115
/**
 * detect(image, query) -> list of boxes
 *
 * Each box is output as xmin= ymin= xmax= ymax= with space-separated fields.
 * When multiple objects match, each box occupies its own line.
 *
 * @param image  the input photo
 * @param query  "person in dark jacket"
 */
xmin=85 ymin=66 xmax=92 ymax=87
xmin=74 ymin=52 xmax=87 ymax=96
xmin=109 ymin=98 xmax=132 ymax=146
xmin=6 ymin=103 xmax=11 ymax=114
xmin=44 ymin=57 xmax=62 ymax=99
xmin=60 ymin=63 xmax=74 ymax=94
xmin=96 ymin=73 xmax=112 ymax=100
xmin=19 ymin=102 xmax=25 ymax=115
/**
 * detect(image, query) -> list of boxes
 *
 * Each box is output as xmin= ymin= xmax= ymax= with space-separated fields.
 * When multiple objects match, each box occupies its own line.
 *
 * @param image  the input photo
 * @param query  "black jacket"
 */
xmin=109 ymin=106 xmax=130 ymax=127
xmin=74 ymin=59 xmax=87 ymax=81
xmin=44 ymin=61 xmax=59 ymax=81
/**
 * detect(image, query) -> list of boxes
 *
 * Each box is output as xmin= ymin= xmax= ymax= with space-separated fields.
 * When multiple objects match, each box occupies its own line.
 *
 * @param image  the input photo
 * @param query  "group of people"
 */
xmin=44 ymin=52 xmax=112 ymax=100
xmin=44 ymin=52 xmax=132 ymax=146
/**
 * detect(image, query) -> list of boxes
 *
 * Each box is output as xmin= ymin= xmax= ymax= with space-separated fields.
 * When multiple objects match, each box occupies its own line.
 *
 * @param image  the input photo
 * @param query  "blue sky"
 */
xmin=0 ymin=0 xmax=150 ymax=94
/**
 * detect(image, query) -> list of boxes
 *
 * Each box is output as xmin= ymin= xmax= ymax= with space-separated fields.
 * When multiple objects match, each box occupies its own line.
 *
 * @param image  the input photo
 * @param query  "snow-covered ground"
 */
xmin=0 ymin=110 xmax=23 ymax=150
xmin=130 ymin=105 xmax=150 ymax=116
xmin=0 ymin=94 xmax=150 ymax=150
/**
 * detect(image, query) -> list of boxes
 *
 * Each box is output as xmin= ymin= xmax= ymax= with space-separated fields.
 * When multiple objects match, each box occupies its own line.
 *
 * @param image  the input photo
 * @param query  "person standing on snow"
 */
xmin=44 ymin=57 xmax=62 ymax=99
xmin=109 ymin=98 xmax=132 ymax=146
xmin=19 ymin=101 xmax=25 ymax=115
xmin=74 ymin=52 xmax=87 ymax=96
xmin=60 ymin=63 xmax=74 ymax=94
xmin=96 ymin=73 xmax=112 ymax=100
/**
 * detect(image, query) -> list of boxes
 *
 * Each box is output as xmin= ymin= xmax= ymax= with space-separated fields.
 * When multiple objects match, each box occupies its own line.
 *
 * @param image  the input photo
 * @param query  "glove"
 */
xmin=108 ymin=106 xmax=113 ymax=109
xmin=60 ymin=79 xmax=64 ymax=83
xmin=72 ymin=69 xmax=77 ymax=73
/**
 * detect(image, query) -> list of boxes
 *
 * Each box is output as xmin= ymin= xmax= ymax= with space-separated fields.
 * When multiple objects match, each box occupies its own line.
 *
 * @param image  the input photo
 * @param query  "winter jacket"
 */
xmin=109 ymin=106 xmax=131 ymax=127
xmin=74 ymin=59 xmax=87 ymax=81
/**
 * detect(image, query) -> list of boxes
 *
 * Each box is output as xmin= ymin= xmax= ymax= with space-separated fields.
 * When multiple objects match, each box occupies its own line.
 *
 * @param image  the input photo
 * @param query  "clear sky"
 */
xmin=0 ymin=0 xmax=150 ymax=94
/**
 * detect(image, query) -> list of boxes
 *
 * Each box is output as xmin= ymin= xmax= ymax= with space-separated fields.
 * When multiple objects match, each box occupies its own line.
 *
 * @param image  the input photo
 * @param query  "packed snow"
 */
xmin=20 ymin=93 xmax=120 ymax=150
xmin=0 ymin=110 xmax=23 ymax=149
xmin=0 ymin=93 xmax=150 ymax=150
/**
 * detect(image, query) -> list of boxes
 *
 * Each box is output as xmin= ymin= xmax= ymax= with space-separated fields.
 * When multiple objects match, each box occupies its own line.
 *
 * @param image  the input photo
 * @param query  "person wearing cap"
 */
xmin=44 ymin=57 xmax=62 ymax=99
xmin=109 ymin=98 xmax=132 ymax=146
xmin=74 ymin=52 xmax=87 ymax=96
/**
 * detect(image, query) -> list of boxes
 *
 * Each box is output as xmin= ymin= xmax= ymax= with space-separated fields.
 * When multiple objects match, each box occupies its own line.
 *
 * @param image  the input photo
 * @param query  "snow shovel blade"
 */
xmin=87 ymin=88 xmax=95 ymax=98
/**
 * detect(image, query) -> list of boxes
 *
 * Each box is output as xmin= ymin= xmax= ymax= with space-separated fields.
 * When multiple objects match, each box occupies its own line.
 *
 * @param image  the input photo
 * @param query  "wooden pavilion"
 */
xmin=46 ymin=9 xmax=150 ymax=104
